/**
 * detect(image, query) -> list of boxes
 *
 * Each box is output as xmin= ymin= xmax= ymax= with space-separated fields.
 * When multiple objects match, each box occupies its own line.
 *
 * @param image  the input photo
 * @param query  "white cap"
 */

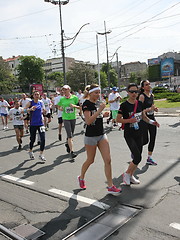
xmin=62 ymin=85 xmax=71 ymax=90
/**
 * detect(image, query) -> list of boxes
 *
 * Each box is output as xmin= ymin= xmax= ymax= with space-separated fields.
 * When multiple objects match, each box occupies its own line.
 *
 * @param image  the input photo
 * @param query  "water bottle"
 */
xmin=132 ymin=116 xmax=139 ymax=130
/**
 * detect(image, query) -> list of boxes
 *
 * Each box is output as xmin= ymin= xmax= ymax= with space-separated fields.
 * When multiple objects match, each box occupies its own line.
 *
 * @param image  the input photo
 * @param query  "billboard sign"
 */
xmin=30 ymin=84 xmax=43 ymax=95
xmin=148 ymin=58 xmax=160 ymax=66
xmin=161 ymin=58 xmax=174 ymax=78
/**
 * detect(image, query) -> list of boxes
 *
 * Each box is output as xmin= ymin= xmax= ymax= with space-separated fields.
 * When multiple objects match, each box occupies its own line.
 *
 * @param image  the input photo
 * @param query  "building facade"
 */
xmin=4 ymin=55 xmax=21 ymax=76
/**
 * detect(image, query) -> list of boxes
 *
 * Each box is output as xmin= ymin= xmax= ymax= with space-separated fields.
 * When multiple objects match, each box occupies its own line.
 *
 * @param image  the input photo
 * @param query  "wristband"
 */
xmin=149 ymin=120 xmax=155 ymax=125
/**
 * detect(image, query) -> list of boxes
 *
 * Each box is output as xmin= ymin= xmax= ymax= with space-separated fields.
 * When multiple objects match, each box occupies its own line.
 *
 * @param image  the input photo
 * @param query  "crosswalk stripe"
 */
xmin=49 ymin=188 xmax=110 ymax=210
xmin=170 ymin=222 xmax=180 ymax=231
xmin=0 ymin=174 xmax=34 ymax=186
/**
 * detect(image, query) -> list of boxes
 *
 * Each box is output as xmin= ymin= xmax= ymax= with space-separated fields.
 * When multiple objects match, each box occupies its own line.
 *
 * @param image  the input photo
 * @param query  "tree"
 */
xmin=148 ymin=65 xmax=161 ymax=82
xmin=101 ymin=63 xmax=118 ymax=87
xmin=46 ymin=72 xmax=64 ymax=89
xmin=0 ymin=57 xmax=15 ymax=94
xmin=66 ymin=62 xmax=96 ymax=91
xmin=17 ymin=56 xmax=45 ymax=92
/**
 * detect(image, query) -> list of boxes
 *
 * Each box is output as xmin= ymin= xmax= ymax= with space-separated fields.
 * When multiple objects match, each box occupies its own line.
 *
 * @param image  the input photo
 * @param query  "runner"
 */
xmin=138 ymin=80 xmax=159 ymax=165
xmin=9 ymin=101 xmax=25 ymax=150
xmin=42 ymin=93 xmax=52 ymax=131
xmin=78 ymin=84 xmax=122 ymax=195
xmin=0 ymin=96 xmax=10 ymax=130
xmin=57 ymin=85 xmax=79 ymax=158
xmin=116 ymin=83 xmax=160 ymax=185
xmin=108 ymin=87 xmax=122 ymax=127
xmin=20 ymin=93 xmax=31 ymax=133
xmin=25 ymin=91 xmax=46 ymax=162
xmin=54 ymin=88 xmax=64 ymax=141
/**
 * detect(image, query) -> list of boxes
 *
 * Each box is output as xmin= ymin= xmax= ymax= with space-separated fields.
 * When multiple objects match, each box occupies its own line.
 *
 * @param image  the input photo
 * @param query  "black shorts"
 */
xmin=43 ymin=113 xmax=51 ymax=119
xmin=24 ymin=113 xmax=30 ymax=121
xmin=58 ymin=117 xmax=63 ymax=124
xmin=14 ymin=125 xmax=24 ymax=130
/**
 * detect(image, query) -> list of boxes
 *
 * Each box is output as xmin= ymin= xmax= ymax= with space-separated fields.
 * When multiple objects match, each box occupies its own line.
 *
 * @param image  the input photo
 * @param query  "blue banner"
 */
xmin=161 ymin=58 xmax=174 ymax=78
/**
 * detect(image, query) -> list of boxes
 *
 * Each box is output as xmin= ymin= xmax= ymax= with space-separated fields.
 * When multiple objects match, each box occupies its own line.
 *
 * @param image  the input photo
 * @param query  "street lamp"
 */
xmin=44 ymin=0 xmax=69 ymax=84
xmin=96 ymin=27 xmax=111 ymax=89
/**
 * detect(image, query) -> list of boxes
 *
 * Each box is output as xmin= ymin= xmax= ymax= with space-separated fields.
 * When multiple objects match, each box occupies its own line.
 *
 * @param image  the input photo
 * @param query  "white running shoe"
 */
xmin=130 ymin=175 xmax=140 ymax=184
xmin=28 ymin=151 xmax=35 ymax=160
xmin=123 ymin=172 xmax=131 ymax=185
xmin=39 ymin=155 xmax=46 ymax=162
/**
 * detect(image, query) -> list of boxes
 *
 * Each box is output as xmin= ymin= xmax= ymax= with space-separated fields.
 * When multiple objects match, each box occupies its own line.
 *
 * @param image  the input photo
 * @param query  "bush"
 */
xmin=154 ymin=92 xmax=174 ymax=100
xmin=152 ymin=87 xmax=168 ymax=93
xmin=167 ymin=94 xmax=180 ymax=102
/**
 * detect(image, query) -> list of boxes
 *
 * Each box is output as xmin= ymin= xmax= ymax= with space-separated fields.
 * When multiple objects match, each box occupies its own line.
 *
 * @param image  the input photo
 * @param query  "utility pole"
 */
xmin=104 ymin=21 xmax=110 ymax=90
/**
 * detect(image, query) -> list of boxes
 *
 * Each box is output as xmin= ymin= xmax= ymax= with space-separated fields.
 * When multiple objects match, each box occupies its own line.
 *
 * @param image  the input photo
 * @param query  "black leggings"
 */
xmin=143 ymin=122 xmax=157 ymax=152
xmin=124 ymin=131 xmax=143 ymax=165
xmin=30 ymin=126 xmax=45 ymax=151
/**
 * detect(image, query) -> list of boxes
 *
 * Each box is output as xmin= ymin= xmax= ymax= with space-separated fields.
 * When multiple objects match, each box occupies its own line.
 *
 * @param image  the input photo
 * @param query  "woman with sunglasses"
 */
xmin=116 ymin=83 xmax=159 ymax=185
xmin=138 ymin=80 xmax=159 ymax=165
xmin=78 ymin=84 xmax=121 ymax=195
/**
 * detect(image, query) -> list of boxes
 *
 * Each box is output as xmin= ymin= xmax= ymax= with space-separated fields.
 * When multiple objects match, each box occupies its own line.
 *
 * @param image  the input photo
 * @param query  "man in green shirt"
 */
xmin=58 ymin=85 xmax=79 ymax=158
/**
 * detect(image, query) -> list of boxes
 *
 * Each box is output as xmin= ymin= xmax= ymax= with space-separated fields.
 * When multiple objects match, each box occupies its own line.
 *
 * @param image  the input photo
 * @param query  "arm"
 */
xmin=84 ymin=102 xmax=106 ymax=125
xmin=142 ymin=110 xmax=160 ymax=127
xmin=116 ymin=113 xmax=137 ymax=124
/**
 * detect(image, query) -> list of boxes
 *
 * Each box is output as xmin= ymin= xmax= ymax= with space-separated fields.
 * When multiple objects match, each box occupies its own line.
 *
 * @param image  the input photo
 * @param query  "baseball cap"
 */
xmin=62 ymin=85 xmax=71 ymax=90
xmin=112 ymin=87 xmax=118 ymax=91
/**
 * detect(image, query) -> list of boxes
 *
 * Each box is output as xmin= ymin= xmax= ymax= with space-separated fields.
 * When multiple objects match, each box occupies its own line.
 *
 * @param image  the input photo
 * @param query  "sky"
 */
xmin=0 ymin=0 xmax=180 ymax=65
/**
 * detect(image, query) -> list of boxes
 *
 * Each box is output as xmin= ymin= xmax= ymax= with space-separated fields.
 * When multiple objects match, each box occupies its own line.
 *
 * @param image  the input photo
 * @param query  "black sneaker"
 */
xmin=65 ymin=143 xmax=70 ymax=153
xmin=70 ymin=151 xmax=77 ymax=158
xmin=59 ymin=134 xmax=62 ymax=141
xmin=18 ymin=144 xmax=22 ymax=150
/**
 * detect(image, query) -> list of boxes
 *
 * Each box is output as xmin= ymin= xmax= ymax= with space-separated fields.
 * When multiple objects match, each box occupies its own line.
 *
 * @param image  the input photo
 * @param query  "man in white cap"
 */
xmin=108 ymin=87 xmax=122 ymax=127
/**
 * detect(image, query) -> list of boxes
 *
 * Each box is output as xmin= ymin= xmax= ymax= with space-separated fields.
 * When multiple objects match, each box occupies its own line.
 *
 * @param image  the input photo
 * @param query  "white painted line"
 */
xmin=0 ymin=174 xmax=34 ymax=186
xmin=170 ymin=222 xmax=180 ymax=231
xmin=49 ymin=188 xmax=110 ymax=210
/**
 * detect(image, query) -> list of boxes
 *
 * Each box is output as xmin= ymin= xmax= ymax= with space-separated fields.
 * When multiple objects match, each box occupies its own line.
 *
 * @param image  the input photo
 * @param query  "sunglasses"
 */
xmin=128 ymin=90 xmax=139 ymax=94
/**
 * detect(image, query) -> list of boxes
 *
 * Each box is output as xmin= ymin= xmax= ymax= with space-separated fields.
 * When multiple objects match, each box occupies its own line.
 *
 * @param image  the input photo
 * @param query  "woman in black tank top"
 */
xmin=139 ymin=80 xmax=159 ymax=165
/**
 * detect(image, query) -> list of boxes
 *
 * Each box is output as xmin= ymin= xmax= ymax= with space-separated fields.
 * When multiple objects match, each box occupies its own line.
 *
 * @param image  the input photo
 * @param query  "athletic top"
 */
xmin=42 ymin=97 xmax=51 ymax=114
xmin=9 ymin=107 xmax=24 ymax=125
xmin=29 ymin=100 xmax=45 ymax=126
xmin=57 ymin=95 xmax=79 ymax=120
xmin=142 ymin=93 xmax=155 ymax=120
xmin=82 ymin=100 xmax=104 ymax=137
xmin=20 ymin=98 xmax=31 ymax=108
xmin=108 ymin=92 xmax=121 ymax=110
xmin=0 ymin=100 xmax=9 ymax=114
xmin=118 ymin=100 xmax=143 ymax=132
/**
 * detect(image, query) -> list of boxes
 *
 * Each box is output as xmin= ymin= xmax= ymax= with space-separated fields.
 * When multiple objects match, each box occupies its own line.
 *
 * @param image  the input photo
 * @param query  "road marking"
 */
xmin=49 ymin=188 xmax=110 ymax=210
xmin=170 ymin=222 xmax=180 ymax=231
xmin=0 ymin=174 xmax=34 ymax=186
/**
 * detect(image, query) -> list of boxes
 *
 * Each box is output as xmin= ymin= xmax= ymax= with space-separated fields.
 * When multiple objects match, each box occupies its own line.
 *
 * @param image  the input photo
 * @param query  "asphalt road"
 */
xmin=0 ymin=112 xmax=180 ymax=240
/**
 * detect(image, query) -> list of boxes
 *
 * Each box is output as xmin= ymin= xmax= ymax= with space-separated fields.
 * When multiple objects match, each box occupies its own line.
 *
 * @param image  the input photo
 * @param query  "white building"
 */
xmin=4 ymin=55 xmax=21 ymax=76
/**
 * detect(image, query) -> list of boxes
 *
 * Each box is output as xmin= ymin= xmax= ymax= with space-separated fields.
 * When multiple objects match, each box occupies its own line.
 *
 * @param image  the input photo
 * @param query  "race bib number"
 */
xmin=65 ymin=107 xmax=74 ymax=114
xmin=40 ymin=126 xmax=45 ymax=133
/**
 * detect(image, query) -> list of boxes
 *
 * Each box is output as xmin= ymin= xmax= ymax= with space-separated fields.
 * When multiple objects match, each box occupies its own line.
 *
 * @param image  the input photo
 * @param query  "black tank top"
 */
xmin=142 ymin=93 xmax=155 ymax=119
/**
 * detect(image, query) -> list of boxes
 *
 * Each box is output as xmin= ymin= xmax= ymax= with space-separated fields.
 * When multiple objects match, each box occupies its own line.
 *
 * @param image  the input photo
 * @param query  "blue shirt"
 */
xmin=30 ymin=100 xmax=44 ymax=126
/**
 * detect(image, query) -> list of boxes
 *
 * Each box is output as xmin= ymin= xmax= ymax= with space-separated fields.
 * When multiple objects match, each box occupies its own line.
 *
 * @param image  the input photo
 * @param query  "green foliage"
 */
xmin=101 ymin=63 xmax=118 ymax=87
xmin=17 ymin=56 xmax=45 ymax=92
xmin=152 ymin=87 xmax=168 ymax=93
xmin=167 ymin=94 xmax=180 ymax=102
xmin=66 ymin=62 xmax=96 ymax=91
xmin=148 ymin=65 xmax=161 ymax=82
xmin=47 ymin=72 xmax=64 ymax=87
xmin=0 ymin=57 xmax=15 ymax=94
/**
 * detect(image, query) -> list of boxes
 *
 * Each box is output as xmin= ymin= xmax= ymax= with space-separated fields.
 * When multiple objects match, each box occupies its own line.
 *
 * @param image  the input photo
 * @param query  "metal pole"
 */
xmin=104 ymin=21 xmax=110 ymax=90
xmin=96 ymin=34 xmax=101 ymax=88
xmin=58 ymin=0 xmax=66 ymax=84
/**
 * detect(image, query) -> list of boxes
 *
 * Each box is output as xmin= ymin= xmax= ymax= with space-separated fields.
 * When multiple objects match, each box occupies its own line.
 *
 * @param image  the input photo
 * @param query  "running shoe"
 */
xmin=107 ymin=185 xmax=122 ymax=195
xmin=147 ymin=157 xmax=157 ymax=166
xmin=70 ymin=151 xmax=77 ymax=159
xmin=130 ymin=175 xmax=140 ymax=184
xmin=58 ymin=134 xmax=62 ymax=141
xmin=123 ymin=172 xmax=131 ymax=185
xmin=28 ymin=151 xmax=35 ymax=160
xmin=65 ymin=143 xmax=70 ymax=153
xmin=39 ymin=154 xmax=46 ymax=162
xmin=18 ymin=144 xmax=22 ymax=150
xmin=78 ymin=176 xmax=86 ymax=189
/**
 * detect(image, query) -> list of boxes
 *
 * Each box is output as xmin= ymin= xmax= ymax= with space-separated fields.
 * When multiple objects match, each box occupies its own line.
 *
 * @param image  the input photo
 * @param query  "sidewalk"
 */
xmin=155 ymin=107 xmax=180 ymax=117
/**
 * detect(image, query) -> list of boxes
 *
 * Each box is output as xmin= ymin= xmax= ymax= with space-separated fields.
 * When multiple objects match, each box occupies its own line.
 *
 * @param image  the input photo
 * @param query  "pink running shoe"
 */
xmin=78 ymin=176 xmax=86 ymax=189
xmin=107 ymin=185 xmax=122 ymax=195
